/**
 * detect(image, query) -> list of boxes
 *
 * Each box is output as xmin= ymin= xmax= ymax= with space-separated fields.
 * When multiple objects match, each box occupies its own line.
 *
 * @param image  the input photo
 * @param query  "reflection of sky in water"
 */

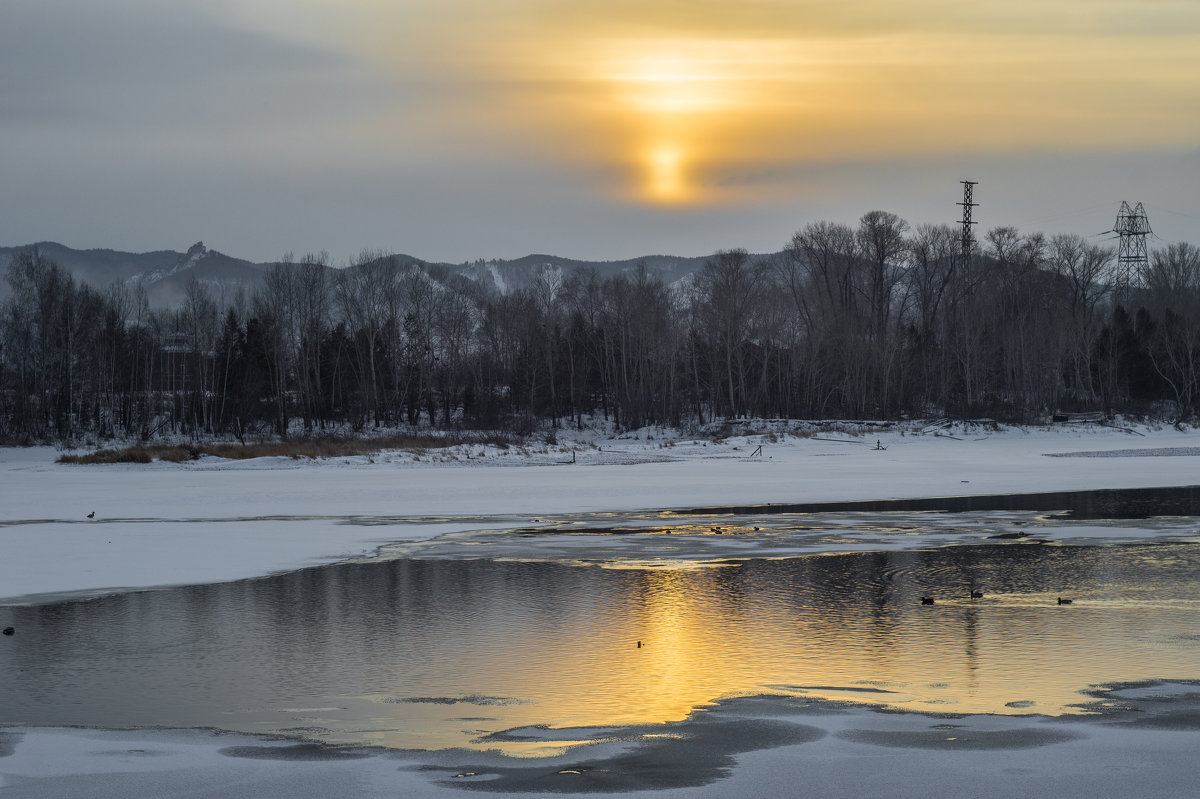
xmin=3 ymin=530 xmax=1198 ymax=754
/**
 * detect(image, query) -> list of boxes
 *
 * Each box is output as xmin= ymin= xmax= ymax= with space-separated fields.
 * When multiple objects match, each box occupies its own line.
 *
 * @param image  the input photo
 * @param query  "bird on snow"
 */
xmin=87 ymin=511 xmax=95 ymax=519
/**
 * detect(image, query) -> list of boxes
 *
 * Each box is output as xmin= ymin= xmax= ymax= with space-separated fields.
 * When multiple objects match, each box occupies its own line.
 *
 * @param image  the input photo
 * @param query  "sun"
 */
xmin=645 ymin=144 xmax=688 ymax=203
xmin=584 ymin=37 xmax=805 ymax=205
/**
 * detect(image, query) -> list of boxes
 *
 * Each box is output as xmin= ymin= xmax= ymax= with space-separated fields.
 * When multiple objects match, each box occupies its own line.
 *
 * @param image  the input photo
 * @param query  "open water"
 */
xmin=2 ymin=487 xmax=1199 ymax=753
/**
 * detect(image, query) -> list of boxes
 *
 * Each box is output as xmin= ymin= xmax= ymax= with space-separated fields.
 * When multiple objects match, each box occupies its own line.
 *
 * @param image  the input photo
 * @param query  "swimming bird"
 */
xmin=2 ymin=627 xmax=13 ymax=636
xmin=920 ymin=596 xmax=935 ymax=605
xmin=87 ymin=511 xmax=95 ymax=519
xmin=969 ymin=590 xmax=984 ymax=599
xmin=637 ymin=640 xmax=642 ymax=648
xmin=1057 ymin=597 xmax=1073 ymax=605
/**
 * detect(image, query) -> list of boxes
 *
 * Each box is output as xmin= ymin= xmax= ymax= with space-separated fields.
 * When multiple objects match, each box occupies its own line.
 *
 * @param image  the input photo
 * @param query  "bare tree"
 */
xmin=1046 ymin=234 xmax=1113 ymax=405
xmin=180 ymin=278 xmax=220 ymax=433
xmin=292 ymin=253 xmax=333 ymax=430
xmin=336 ymin=251 xmax=395 ymax=427
xmin=1143 ymin=243 xmax=1200 ymax=419
xmin=854 ymin=211 xmax=909 ymax=415
xmin=905 ymin=224 xmax=961 ymax=412
xmin=1145 ymin=243 xmax=1200 ymax=302
xmin=781 ymin=221 xmax=860 ymax=415
xmin=696 ymin=249 xmax=767 ymax=418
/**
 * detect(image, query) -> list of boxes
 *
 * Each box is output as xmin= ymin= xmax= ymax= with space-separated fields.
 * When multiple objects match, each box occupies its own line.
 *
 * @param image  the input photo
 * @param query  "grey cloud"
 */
xmin=510 ymin=1 xmax=1200 ymax=39
xmin=1 ymin=141 xmax=1196 ymax=267
xmin=2 ymin=1 xmax=1195 ymax=265
xmin=1 ymin=1 xmax=384 ymax=130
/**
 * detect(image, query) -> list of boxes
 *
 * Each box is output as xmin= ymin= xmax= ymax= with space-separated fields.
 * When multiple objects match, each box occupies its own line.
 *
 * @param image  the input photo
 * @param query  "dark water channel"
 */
xmin=2 ymin=523 xmax=1199 ymax=752
xmin=677 ymin=484 xmax=1200 ymax=520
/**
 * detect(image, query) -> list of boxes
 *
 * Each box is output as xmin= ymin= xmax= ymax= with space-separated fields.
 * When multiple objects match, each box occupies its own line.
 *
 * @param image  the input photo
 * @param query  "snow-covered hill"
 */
xmin=0 ymin=241 xmax=779 ymax=307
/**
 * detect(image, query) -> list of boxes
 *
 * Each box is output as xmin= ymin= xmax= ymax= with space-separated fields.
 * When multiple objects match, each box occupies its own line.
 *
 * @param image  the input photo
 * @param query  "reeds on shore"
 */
xmin=56 ymin=432 xmax=518 ymax=465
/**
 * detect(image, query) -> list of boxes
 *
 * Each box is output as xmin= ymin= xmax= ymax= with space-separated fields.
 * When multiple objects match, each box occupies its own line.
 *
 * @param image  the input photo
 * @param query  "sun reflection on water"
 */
xmin=3 ymin=542 xmax=1199 ymax=754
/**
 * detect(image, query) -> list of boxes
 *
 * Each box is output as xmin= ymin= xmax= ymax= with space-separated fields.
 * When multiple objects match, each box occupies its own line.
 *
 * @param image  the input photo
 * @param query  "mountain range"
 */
xmin=0 ymin=241 xmax=757 ymax=308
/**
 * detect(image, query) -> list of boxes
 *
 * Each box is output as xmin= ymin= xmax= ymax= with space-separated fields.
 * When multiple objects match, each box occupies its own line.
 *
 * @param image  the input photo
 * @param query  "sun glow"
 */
xmin=645 ymin=145 xmax=688 ymax=203
xmin=220 ymin=2 xmax=1200 ymax=218
xmin=615 ymin=57 xmax=737 ymax=114
xmin=597 ymin=45 xmax=761 ymax=204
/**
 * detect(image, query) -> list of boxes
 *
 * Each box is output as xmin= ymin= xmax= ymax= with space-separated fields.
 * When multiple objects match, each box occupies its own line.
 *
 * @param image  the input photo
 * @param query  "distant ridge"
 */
xmin=0 ymin=241 xmax=777 ymax=307
xmin=0 ymin=241 xmax=265 ymax=307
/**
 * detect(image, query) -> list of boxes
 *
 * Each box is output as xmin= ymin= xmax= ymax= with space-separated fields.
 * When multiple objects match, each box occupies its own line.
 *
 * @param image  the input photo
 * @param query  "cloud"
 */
xmin=2 ymin=0 xmax=1198 ymax=263
xmin=0 ymin=0 xmax=381 ymax=132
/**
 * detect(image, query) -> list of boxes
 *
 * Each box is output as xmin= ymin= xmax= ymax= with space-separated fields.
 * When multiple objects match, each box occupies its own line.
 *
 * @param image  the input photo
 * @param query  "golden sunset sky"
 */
xmin=4 ymin=0 xmax=1198 ymax=260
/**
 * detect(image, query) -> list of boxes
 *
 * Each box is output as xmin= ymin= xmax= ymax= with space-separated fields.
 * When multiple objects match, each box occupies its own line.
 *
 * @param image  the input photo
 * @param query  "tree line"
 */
xmin=3 ymin=212 xmax=1200 ymax=443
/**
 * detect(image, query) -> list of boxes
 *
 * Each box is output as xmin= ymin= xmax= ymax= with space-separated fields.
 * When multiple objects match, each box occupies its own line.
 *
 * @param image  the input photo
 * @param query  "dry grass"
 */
xmin=57 ymin=432 xmax=519 ymax=465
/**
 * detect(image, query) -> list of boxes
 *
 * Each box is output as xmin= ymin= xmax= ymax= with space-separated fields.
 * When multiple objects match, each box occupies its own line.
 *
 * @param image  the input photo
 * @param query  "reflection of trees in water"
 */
xmin=3 ymin=543 xmax=1199 ymax=743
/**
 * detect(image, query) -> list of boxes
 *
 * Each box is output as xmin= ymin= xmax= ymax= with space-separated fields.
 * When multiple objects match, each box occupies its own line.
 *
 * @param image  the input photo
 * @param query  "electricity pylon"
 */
xmin=958 ymin=181 xmax=978 ymax=261
xmin=1112 ymin=201 xmax=1151 ymax=290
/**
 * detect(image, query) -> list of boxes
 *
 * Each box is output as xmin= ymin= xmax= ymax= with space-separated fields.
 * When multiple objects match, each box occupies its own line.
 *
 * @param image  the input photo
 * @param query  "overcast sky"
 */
xmin=3 ymin=0 xmax=1198 ymax=263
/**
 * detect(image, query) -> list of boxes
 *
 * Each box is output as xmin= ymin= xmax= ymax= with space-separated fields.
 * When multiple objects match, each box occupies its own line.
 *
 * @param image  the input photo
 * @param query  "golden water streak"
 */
xmin=346 ymin=571 xmax=1198 ymax=752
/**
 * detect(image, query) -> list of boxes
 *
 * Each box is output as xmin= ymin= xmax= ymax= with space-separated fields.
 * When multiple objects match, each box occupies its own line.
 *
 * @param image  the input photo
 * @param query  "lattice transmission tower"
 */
xmin=1112 ymin=201 xmax=1152 ymax=289
xmin=958 ymin=180 xmax=978 ymax=261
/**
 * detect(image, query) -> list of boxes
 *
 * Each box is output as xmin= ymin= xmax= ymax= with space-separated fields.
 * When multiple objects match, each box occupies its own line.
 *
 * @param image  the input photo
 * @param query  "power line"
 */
xmin=1143 ymin=203 xmax=1200 ymax=223
xmin=1020 ymin=202 xmax=1114 ymax=229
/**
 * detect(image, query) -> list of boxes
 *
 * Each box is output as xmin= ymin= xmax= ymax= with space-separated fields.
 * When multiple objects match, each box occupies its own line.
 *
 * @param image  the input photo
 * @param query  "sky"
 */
xmin=3 ymin=0 xmax=1199 ymax=264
